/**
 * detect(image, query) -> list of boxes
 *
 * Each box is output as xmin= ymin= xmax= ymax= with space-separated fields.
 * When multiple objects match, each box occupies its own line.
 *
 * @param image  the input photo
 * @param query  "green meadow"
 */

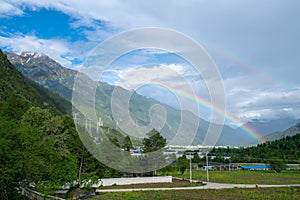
xmin=161 ymin=169 xmax=300 ymax=185
xmin=92 ymin=187 xmax=300 ymax=200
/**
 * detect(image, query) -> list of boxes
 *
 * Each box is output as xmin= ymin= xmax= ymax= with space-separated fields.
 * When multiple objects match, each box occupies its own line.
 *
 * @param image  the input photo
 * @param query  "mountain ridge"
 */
xmin=236 ymin=118 xmax=300 ymax=137
xmin=0 ymin=50 xmax=72 ymax=119
xmin=5 ymin=51 xmax=76 ymax=100
xmin=264 ymin=122 xmax=300 ymax=141
xmin=5 ymin=50 xmax=277 ymax=146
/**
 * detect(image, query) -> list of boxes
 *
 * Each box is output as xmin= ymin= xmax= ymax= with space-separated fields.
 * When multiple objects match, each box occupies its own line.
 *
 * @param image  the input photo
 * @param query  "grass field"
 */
xmin=92 ymin=187 xmax=300 ymax=200
xmin=161 ymin=170 xmax=300 ymax=184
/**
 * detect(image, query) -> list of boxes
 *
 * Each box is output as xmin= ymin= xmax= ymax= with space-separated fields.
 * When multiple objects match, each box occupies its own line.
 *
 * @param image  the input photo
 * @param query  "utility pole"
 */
xmin=73 ymin=113 xmax=78 ymax=124
xmin=189 ymin=152 xmax=192 ymax=183
xmin=206 ymin=152 xmax=209 ymax=182
xmin=97 ymin=117 xmax=103 ymax=133
xmin=187 ymin=152 xmax=194 ymax=183
xmin=85 ymin=118 xmax=92 ymax=135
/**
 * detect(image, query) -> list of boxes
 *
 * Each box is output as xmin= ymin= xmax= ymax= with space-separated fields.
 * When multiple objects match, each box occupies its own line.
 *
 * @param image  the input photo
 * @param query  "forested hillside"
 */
xmin=0 ymin=50 xmax=122 ymax=199
xmin=210 ymin=133 xmax=300 ymax=163
xmin=0 ymin=50 xmax=72 ymax=119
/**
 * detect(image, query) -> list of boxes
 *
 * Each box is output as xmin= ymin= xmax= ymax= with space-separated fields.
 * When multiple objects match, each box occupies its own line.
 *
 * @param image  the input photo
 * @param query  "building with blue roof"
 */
xmin=239 ymin=165 xmax=271 ymax=170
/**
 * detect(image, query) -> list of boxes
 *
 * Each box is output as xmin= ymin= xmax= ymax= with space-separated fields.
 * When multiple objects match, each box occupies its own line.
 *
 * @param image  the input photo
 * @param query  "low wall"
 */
xmin=93 ymin=176 xmax=172 ymax=187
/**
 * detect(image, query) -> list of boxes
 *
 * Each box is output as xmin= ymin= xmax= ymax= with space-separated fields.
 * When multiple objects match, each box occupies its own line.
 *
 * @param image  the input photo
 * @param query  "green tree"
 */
xmin=0 ymin=120 xmax=21 ymax=199
xmin=192 ymin=152 xmax=201 ymax=163
xmin=21 ymin=106 xmax=52 ymax=129
xmin=122 ymin=136 xmax=133 ymax=151
xmin=143 ymin=129 xmax=167 ymax=153
xmin=266 ymin=159 xmax=287 ymax=173
xmin=210 ymin=133 xmax=300 ymax=163
xmin=142 ymin=129 xmax=167 ymax=175
xmin=0 ymin=116 xmax=78 ymax=199
xmin=177 ymin=155 xmax=189 ymax=176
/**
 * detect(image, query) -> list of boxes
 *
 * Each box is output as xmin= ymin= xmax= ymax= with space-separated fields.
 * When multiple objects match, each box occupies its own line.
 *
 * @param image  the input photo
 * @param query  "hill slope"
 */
xmin=236 ymin=118 xmax=300 ymax=137
xmin=0 ymin=49 xmax=117 ymax=199
xmin=5 ymin=51 xmax=262 ymax=146
xmin=265 ymin=122 xmax=300 ymax=141
xmin=0 ymin=50 xmax=72 ymax=119
xmin=5 ymin=51 xmax=76 ymax=100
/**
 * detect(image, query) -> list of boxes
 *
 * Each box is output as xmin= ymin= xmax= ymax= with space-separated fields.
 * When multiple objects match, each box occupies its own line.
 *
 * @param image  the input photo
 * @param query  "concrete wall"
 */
xmin=93 ymin=176 xmax=172 ymax=187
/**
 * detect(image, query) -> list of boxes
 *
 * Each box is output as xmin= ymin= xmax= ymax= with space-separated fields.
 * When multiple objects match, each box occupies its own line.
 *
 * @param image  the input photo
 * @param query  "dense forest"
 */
xmin=0 ymin=50 xmax=122 ymax=199
xmin=210 ymin=133 xmax=300 ymax=163
xmin=0 ymin=50 xmax=169 ymax=199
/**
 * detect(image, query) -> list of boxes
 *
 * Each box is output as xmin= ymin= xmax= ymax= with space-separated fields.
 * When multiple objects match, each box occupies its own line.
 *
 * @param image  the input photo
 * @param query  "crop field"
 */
xmin=92 ymin=187 xmax=300 ymax=200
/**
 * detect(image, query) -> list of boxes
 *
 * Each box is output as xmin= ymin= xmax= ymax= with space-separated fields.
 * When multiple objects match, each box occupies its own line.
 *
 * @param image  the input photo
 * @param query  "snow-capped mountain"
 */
xmin=5 ymin=51 xmax=77 ymax=100
xmin=5 ymin=51 xmax=77 ymax=78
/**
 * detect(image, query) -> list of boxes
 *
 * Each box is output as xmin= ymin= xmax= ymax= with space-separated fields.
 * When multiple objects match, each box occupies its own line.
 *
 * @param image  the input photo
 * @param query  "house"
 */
xmin=239 ymin=165 xmax=271 ymax=170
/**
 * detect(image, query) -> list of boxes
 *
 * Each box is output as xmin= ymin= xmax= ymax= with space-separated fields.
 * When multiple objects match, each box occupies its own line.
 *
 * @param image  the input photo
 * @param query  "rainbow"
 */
xmin=140 ymin=82 xmax=266 ymax=143
xmin=34 ymin=72 xmax=266 ymax=143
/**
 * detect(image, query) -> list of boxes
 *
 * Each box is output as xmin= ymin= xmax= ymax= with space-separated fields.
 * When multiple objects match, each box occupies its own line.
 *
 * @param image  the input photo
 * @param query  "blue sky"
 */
xmin=0 ymin=0 xmax=300 ymax=124
xmin=1 ymin=9 xmax=80 ymax=40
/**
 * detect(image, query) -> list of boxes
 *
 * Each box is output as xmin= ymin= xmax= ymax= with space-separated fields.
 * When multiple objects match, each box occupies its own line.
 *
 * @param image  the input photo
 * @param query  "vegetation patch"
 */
xmin=163 ymin=170 xmax=300 ymax=185
xmin=91 ymin=187 xmax=300 ymax=200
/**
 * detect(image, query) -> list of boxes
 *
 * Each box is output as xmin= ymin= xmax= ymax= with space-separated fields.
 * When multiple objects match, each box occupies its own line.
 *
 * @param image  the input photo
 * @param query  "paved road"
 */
xmin=96 ymin=182 xmax=300 ymax=193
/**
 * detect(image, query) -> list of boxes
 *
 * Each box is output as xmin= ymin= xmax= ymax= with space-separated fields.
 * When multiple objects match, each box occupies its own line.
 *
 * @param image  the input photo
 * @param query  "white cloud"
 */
xmin=0 ymin=1 xmax=23 ymax=17
xmin=110 ymin=64 xmax=207 ymax=116
xmin=0 ymin=34 xmax=72 ymax=67
xmin=115 ymin=64 xmax=187 ymax=89
xmin=1 ymin=0 xmax=300 ymax=123
xmin=113 ymin=63 xmax=300 ymax=123
xmin=226 ymin=84 xmax=300 ymax=121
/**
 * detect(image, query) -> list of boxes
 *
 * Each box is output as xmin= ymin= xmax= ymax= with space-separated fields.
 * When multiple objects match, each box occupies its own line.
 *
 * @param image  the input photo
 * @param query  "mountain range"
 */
xmin=0 ymin=50 xmax=72 ymax=120
xmin=4 ymin=51 xmax=299 ymax=146
xmin=237 ymin=118 xmax=300 ymax=137
xmin=265 ymin=122 xmax=300 ymax=141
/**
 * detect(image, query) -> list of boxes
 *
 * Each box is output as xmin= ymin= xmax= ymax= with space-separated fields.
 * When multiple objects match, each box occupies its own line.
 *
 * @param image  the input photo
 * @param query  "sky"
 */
xmin=1 ymin=0 xmax=300 ymax=126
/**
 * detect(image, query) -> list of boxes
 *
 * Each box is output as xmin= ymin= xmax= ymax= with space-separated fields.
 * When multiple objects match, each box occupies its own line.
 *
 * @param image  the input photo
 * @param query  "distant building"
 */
xmin=130 ymin=148 xmax=143 ymax=156
xmin=239 ymin=165 xmax=271 ymax=170
xmin=202 ymin=166 xmax=216 ymax=170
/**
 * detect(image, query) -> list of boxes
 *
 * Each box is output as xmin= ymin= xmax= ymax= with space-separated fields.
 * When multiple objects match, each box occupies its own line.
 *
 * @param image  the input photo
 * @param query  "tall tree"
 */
xmin=142 ymin=129 xmax=167 ymax=175
xmin=0 ymin=117 xmax=78 ymax=199
xmin=143 ymin=129 xmax=167 ymax=153
xmin=192 ymin=152 xmax=201 ymax=163
xmin=177 ymin=155 xmax=189 ymax=176
xmin=122 ymin=136 xmax=133 ymax=151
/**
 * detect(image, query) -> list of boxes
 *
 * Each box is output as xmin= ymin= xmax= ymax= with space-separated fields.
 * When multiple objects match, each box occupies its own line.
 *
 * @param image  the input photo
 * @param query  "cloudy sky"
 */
xmin=1 ymin=0 xmax=300 ymax=126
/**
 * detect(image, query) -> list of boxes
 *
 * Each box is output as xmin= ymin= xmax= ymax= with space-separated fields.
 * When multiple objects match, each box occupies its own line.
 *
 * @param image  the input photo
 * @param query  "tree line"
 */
xmin=210 ymin=134 xmax=300 ymax=163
